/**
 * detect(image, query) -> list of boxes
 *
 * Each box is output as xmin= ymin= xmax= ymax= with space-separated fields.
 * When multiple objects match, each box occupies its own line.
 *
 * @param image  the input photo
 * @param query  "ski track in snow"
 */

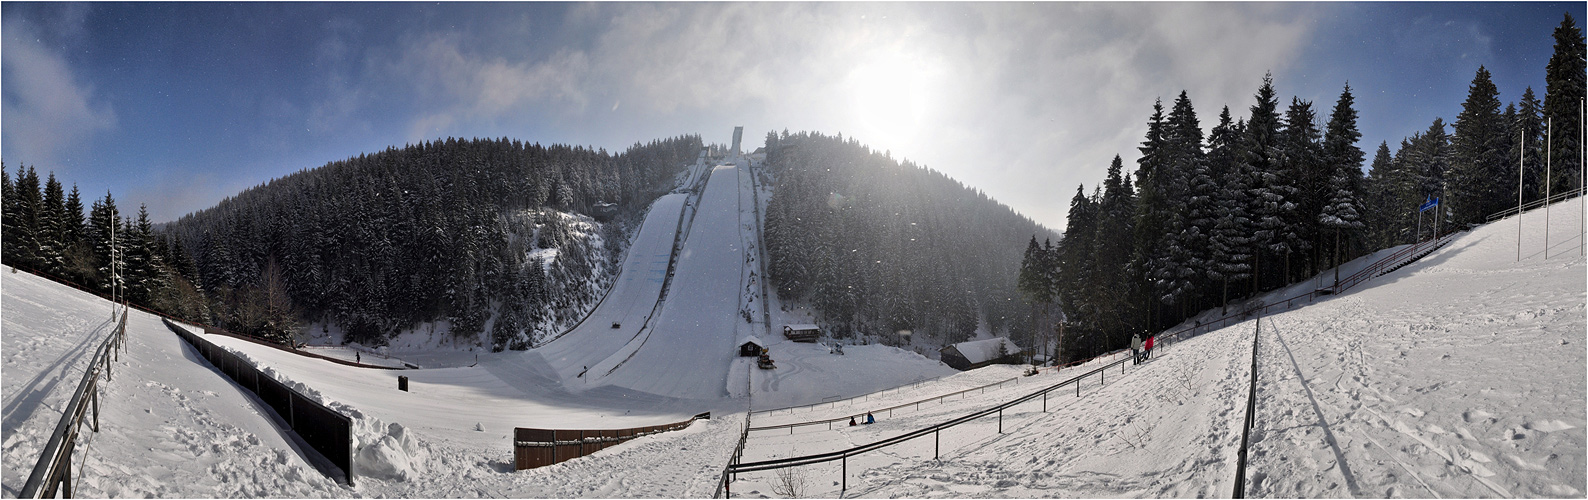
xmin=3 ymin=179 xmax=1584 ymax=496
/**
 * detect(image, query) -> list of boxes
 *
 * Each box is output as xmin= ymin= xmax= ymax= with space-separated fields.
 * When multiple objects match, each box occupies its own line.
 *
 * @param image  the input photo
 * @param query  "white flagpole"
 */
xmin=1580 ymin=97 xmax=1584 ymax=258
xmin=1519 ymin=127 xmax=1525 ymax=262
xmin=1546 ymin=117 xmax=1552 ymax=259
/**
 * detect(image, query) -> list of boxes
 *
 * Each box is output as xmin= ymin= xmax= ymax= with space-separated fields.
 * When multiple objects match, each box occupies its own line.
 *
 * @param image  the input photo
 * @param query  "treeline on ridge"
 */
xmin=1023 ymin=15 xmax=1584 ymax=365
xmin=762 ymin=131 xmax=1057 ymax=348
xmin=164 ymin=135 xmax=702 ymax=350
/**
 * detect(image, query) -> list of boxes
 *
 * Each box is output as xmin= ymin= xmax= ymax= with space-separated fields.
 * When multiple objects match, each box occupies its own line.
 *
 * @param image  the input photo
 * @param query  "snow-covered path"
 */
xmin=2 ymin=272 xmax=343 ymax=497
xmin=1243 ymin=201 xmax=1586 ymax=498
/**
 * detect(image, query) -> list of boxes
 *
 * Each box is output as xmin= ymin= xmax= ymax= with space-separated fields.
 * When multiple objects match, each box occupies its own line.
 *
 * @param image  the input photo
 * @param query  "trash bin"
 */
xmin=398 ymin=375 xmax=409 ymax=392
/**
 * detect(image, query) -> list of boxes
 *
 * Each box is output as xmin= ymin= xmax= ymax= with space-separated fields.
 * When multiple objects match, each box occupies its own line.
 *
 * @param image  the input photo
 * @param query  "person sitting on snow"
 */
xmin=849 ymin=416 xmax=857 ymax=426
xmin=865 ymin=412 xmax=875 ymax=424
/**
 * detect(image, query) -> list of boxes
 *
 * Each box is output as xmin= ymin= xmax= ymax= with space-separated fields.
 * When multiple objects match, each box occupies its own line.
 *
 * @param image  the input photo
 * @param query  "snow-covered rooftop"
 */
xmin=783 ymin=324 xmax=819 ymax=331
xmin=949 ymin=337 xmax=1022 ymax=364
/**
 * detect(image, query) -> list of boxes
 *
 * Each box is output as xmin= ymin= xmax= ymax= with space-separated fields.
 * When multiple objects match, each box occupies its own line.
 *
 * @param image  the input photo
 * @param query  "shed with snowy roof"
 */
xmin=939 ymin=337 xmax=1024 ymax=371
xmin=739 ymin=336 xmax=765 ymax=357
xmin=782 ymin=324 xmax=820 ymax=343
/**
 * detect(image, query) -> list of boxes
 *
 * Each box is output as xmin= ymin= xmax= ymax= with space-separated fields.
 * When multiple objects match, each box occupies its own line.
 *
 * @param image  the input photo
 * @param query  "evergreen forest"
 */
xmin=762 ymin=131 xmax=1057 ymax=350
xmin=1022 ymin=14 xmax=1584 ymax=364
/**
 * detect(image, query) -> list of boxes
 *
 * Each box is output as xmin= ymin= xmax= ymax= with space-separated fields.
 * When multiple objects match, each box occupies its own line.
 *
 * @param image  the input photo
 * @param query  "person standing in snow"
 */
xmin=1144 ymin=335 xmax=1155 ymax=361
xmin=1131 ymin=333 xmax=1143 ymax=365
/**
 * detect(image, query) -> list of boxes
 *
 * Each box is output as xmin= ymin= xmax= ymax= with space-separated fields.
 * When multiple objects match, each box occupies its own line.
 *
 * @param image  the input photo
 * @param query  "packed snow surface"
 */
xmin=3 ymin=186 xmax=1582 ymax=497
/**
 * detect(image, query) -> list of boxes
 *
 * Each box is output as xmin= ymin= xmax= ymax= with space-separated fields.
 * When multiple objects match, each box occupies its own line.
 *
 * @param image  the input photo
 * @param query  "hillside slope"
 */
xmin=731 ymin=196 xmax=1586 ymax=498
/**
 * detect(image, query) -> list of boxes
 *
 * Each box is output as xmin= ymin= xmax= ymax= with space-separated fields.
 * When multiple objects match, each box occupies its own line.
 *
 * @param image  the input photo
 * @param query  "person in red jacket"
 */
xmin=1144 ymin=335 xmax=1155 ymax=360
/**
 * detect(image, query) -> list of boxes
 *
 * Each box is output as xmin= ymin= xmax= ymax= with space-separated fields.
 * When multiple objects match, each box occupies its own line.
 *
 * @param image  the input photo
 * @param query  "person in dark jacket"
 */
xmin=849 ymin=416 xmax=857 ymax=426
xmin=865 ymin=412 xmax=875 ymax=424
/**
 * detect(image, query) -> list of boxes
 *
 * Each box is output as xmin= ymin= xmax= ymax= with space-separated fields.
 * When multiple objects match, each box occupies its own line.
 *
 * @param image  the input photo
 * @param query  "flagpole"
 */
xmin=1546 ymin=117 xmax=1551 ymax=259
xmin=1519 ymin=127 xmax=1524 ymax=262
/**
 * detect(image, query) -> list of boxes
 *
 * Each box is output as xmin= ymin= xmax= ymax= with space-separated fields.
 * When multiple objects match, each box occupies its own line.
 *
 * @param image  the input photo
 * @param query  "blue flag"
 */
xmin=1419 ymin=197 xmax=1439 ymax=212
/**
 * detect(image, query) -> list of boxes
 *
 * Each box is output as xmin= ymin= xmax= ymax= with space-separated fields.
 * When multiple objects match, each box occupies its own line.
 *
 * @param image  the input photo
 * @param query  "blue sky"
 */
xmin=1 ymin=2 xmax=1579 ymax=228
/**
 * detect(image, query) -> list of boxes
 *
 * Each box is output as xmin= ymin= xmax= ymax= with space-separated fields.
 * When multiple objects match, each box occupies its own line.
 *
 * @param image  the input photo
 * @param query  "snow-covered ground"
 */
xmin=4 ymin=191 xmax=1582 ymax=497
xmin=727 ymin=198 xmax=1586 ymax=498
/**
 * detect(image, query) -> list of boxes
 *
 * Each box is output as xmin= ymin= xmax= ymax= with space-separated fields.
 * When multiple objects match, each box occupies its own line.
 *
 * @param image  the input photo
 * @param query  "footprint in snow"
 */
xmin=1523 ymin=419 xmax=1575 ymax=432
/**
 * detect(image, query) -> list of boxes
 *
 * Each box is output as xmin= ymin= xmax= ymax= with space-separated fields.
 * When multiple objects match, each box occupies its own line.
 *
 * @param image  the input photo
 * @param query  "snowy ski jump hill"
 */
xmin=4 ymin=183 xmax=1584 ymax=497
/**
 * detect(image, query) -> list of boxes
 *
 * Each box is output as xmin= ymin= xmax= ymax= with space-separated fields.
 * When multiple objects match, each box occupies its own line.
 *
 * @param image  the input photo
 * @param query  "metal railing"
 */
xmin=1485 ymin=187 xmax=1584 ymax=223
xmin=1148 ymin=227 xmax=1464 ymax=348
xmin=747 ymin=376 xmax=1027 ymax=434
xmin=750 ymin=375 xmax=948 ymax=416
xmin=19 ymin=308 xmax=129 ymax=499
xmin=724 ymin=353 xmax=1136 ymax=494
xmin=1233 ymin=319 xmax=1262 ymax=498
xmin=714 ymin=414 xmax=752 ymax=498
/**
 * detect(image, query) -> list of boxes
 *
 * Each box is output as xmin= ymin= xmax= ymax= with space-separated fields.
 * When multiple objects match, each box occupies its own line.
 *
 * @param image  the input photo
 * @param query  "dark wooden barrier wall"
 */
xmin=514 ymin=413 xmax=709 ymax=470
xmin=163 ymin=319 xmax=355 ymax=486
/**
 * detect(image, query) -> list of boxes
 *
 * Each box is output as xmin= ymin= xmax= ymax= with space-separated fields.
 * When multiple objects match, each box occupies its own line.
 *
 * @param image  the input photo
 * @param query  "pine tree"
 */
xmin=1516 ymin=87 xmax=1548 ymax=202
xmin=1244 ymin=73 xmax=1287 ymax=292
xmin=1280 ymin=97 xmax=1319 ymax=282
xmin=1056 ymin=185 xmax=1096 ymax=344
xmin=1320 ymin=85 xmax=1366 ymax=286
xmin=1362 ymin=142 xmax=1398 ymax=248
xmin=38 ymin=172 xmax=67 ymax=274
xmin=63 ymin=184 xmax=87 ymax=271
xmin=1092 ymin=157 xmax=1137 ymax=348
xmin=1133 ymin=99 xmax=1175 ymax=328
xmin=12 ymin=167 xmax=44 ymax=269
xmin=1207 ymin=108 xmax=1252 ymax=313
xmin=1544 ymin=14 xmax=1585 ymax=195
xmin=88 ymin=191 xmax=121 ymax=292
xmin=1450 ymin=67 xmax=1507 ymax=225
xmin=1 ymin=165 xmax=17 ymax=266
xmin=1159 ymin=91 xmax=1206 ymax=313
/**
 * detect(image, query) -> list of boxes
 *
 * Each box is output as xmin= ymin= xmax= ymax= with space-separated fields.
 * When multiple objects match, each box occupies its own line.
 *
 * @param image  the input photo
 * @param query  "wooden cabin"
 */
xmin=939 ymin=337 xmax=1024 ymax=371
xmin=782 ymin=324 xmax=820 ymax=343
xmin=739 ymin=336 xmax=765 ymax=357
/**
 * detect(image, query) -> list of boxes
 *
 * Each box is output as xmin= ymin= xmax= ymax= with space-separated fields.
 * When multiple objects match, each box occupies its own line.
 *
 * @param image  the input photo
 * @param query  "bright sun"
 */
xmin=845 ymin=52 xmax=938 ymax=152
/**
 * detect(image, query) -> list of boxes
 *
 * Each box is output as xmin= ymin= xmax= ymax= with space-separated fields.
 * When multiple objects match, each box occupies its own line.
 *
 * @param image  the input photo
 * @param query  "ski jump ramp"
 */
xmin=535 ymin=160 xmax=752 ymax=401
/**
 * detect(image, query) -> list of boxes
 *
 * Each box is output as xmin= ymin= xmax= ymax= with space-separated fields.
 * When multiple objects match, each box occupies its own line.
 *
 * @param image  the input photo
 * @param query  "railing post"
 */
xmin=1043 ymin=391 xmax=1047 ymax=412
xmin=998 ymin=408 xmax=1003 ymax=433
xmin=1077 ymin=379 xmax=1081 ymax=397
xmin=92 ymin=389 xmax=100 ymax=432
xmin=935 ymin=429 xmax=940 ymax=459
xmin=61 ymin=446 xmax=72 ymax=499
xmin=842 ymin=455 xmax=847 ymax=492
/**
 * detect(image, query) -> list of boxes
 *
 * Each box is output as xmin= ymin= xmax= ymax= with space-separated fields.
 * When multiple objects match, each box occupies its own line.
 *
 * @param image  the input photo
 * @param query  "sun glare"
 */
xmin=846 ymin=52 xmax=939 ymax=153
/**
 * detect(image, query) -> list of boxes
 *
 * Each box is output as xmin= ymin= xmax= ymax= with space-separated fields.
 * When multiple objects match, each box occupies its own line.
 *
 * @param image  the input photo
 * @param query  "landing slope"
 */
xmin=591 ymin=162 xmax=752 ymax=400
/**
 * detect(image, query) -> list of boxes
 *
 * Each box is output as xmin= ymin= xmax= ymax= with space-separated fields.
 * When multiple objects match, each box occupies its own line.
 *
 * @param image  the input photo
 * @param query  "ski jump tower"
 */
xmin=731 ymin=126 xmax=744 ymax=158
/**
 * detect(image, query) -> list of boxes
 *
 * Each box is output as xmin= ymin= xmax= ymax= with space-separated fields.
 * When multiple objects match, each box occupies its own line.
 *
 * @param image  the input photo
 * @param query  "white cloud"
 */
xmin=1 ymin=16 xmax=115 ymax=168
xmin=374 ymin=3 xmax=1319 ymax=229
xmin=385 ymin=32 xmax=591 ymax=142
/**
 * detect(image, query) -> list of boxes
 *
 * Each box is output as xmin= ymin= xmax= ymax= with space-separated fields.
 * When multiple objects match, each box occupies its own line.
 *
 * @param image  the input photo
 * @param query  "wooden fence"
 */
xmin=513 ymin=412 xmax=710 ymax=470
